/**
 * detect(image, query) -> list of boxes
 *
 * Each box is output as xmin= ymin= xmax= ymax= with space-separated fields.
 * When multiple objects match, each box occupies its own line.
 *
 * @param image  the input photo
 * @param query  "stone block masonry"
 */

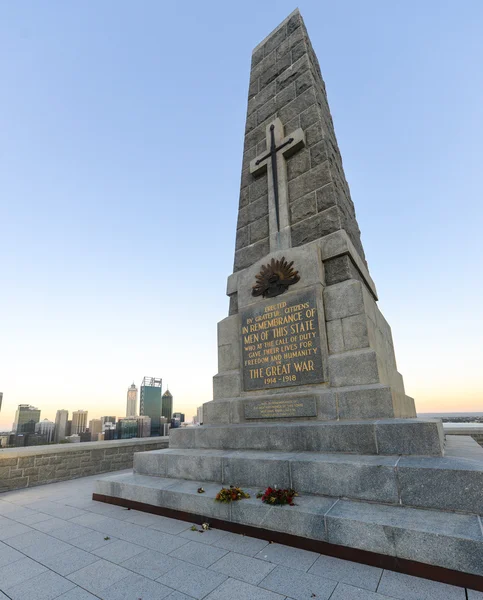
xmin=234 ymin=10 xmax=366 ymax=273
xmin=0 ymin=437 xmax=168 ymax=492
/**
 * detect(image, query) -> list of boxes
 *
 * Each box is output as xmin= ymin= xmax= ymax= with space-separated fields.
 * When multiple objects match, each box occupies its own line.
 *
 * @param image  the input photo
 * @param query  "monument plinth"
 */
xmin=95 ymin=10 xmax=483 ymax=585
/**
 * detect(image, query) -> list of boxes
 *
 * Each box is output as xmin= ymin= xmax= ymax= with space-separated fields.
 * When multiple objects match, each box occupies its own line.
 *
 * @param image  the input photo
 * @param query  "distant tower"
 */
xmin=140 ymin=377 xmax=162 ymax=436
xmin=71 ymin=410 xmax=88 ymax=435
xmin=35 ymin=419 xmax=55 ymax=443
xmin=126 ymin=382 xmax=138 ymax=417
xmin=0 ymin=392 xmax=3 ymax=413
xmin=54 ymin=409 xmax=69 ymax=442
xmin=89 ymin=418 xmax=103 ymax=441
xmin=13 ymin=405 xmax=41 ymax=434
xmin=161 ymin=389 xmax=173 ymax=421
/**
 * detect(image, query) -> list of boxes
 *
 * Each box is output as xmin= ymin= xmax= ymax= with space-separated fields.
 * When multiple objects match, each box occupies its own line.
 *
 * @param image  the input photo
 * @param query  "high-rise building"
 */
xmin=0 ymin=392 xmax=3 ymax=413
xmin=136 ymin=415 xmax=151 ymax=437
xmin=161 ymin=389 xmax=173 ymax=421
xmin=80 ymin=431 xmax=92 ymax=442
xmin=101 ymin=416 xmax=116 ymax=426
xmin=54 ymin=409 xmax=69 ymax=443
xmin=126 ymin=383 xmax=138 ymax=417
xmin=35 ymin=419 xmax=55 ymax=443
xmin=103 ymin=422 xmax=116 ymax=440
xmin=72 ymin=410 xmax=88 ymax=435
xmin=117 ymin=417 xmax=138 ymax=439
xmin=89 ymin=418 xmax=102 ymax=441
xmin=173 ymin=412 xmax=185 ymax=423
xmin=13 ymin=405 xmax=41 ymax=434
xmin=140 ymin=377 xmax=162 ymax=436
xmin=159 ymin=416 xmax=170 ymax=437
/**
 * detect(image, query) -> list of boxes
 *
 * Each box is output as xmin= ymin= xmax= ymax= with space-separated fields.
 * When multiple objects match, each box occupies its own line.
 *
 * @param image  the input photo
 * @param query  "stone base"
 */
xmin=169 ymin=418 xmax=444 ymax=456
xmin=94 ymin=438 xmax=483 ymax=578
xmin=132 ymin=437 xmax=483 ymax=514
xmin=94 ymin=437 xmax=483 ymax=577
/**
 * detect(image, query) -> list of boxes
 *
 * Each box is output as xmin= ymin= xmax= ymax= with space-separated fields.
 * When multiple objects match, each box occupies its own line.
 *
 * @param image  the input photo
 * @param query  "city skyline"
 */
xmin=0 ymin=380 xmax=181 ymax=433
xmin=1 ymin=1 xmax=482 ymax=428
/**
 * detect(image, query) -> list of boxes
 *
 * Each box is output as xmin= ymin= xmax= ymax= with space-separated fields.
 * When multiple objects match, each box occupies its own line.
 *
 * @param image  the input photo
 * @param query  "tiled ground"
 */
xmin=0 ymin=471 xmax=480 ymax=600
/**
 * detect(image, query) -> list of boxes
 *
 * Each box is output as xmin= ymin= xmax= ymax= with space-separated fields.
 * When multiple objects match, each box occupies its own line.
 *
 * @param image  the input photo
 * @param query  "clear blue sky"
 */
xmin=1 ymin=0 xmax=482 ymax=429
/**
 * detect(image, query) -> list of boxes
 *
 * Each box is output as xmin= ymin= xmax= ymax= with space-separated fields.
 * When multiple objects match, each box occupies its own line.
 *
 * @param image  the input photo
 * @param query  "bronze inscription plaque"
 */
xmin=241 ymin=288 xmax=324 ymax=391
xmin=244 ymin=397 xmax=317 ymax=420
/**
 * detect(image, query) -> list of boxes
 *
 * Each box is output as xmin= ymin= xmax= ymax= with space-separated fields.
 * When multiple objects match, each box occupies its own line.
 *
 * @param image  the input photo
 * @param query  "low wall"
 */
xmin=443 ymin=425 xmax=483 ymax=448
xmin=0 ymin=437 xmax=169 ymax=492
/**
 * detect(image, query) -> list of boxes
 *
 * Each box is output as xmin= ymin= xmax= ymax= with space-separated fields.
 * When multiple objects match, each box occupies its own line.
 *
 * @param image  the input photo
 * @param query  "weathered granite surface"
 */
xmin=234 ymin=9 xmax=365 ymax=272
xmin=134 ymin=436 xmax=483 ymax=515
xmin=94 ymin=466 xmax=483 ymax=577
xmin=169 ymin=419 xmax=444 ymax=456
xmin=0 ymin=437 xmax=168 ymax=492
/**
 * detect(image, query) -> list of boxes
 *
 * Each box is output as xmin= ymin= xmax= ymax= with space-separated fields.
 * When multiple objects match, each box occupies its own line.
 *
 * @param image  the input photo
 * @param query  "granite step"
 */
xmin=133 ymin=436 xmax=483 ymax=515
xmin=169 ymin=418 xmax=444 ymax=456
xmin=93 ymin=471 xmax=483 ymax=577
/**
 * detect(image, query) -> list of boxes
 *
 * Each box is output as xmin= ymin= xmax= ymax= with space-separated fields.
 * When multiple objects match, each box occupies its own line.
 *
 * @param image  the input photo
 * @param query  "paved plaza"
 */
xmin=0 ymin=471 xmax=480 ymax=599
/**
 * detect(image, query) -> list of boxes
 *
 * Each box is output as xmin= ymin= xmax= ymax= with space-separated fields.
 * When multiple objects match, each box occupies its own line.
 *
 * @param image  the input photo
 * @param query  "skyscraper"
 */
xmin=0 ymin=392 xmax=3 ymax=413
xmin=72 ymin=410 xmax=88 ymax=435
xmin=35 ymin=419 xmax=55 ymax=443
xmin=140 ymin=377 xmax=162 ymax=436
xmin=54 ymin=409 xmax=69 ymax=443
xmin=136 ymin=415 xmax=151 ymax=437
xmin=13 ymin=405 xmax=41 ymax=434
xmin=161 ymin=389 xmax=173 ymax=421
xmin=126 ymin=383 xmax=138 ymax=417
xmin=173 ymin=412 xmax=185 ymax=423
xmin=89 ymin=418 xmax=102 ymax=441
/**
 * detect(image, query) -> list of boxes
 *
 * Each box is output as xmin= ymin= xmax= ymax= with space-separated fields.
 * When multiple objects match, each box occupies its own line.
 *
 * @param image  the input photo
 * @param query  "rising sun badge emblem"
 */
xmin=252 ymin=257 xmax=300 ymax=298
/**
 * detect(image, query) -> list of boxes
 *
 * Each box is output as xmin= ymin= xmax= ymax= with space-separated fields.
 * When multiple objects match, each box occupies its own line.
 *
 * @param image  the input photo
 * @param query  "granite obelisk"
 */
xmin=95 ymin=10 xmax=483 ymax=579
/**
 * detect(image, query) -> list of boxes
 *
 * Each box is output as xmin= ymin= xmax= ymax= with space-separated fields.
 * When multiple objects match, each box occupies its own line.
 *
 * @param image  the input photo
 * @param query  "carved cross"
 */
xmin=250 ymin=118 xmax=305 ymax=251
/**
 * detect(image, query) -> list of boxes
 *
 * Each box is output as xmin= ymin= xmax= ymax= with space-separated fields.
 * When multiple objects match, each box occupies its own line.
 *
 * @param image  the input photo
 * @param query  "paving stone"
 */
xmin=0 ymin=556 xmax=47 ymax=589
xmin=377 ymin=570 xmax=466 ymax=600
xmin=67 ymin=559 xmax=131 ymax=594
xmin=211 ymin=551 xmax=276 ymax=585
xmin=12 ymin=511 xmax=53 ymax=525
xmin=120 ymin=549 xmax=184 ymax=580
xmin=32 ymin=516 xmax=69 ymax=532
xmin=101 ymin=573 xmax=172 ymax=600
xmin=128 ymin=526 xmax=189 ymax=554
xmin=259 ymin=564 xmax=337 ymax=599
xmin=330 ymin=582 xmax=394 ymax=599
xmin=156 ymin=560 xmax=228 ymax=600
xmin=148 ymin=516 xmax=192 ymax=535
xmin=54 ymin=587 xmax=99 ymax=600
xmin=169 ymin=540 xmax=228 ymax=568
xmin=41 ymin=522 xmax=92 ymax=542
xmin=0 ymin=541 xmax=24 ymax=568
xmin=179 ymin=526 xmax=230 ymax=545
xmin=468 ymin=591 xmax=483 ymax=599
xmin=0 ymin=522 xmax=31 ymax=540
xmin=92 ymin=539 xmax=146 ymax=563
xmin=213 ymin=532 xmax=269 ymax=557
xmin=68 ymin=530 xmax=119 ymax=551
xmin=204 ymin=577 xmax=285 ymax=600
xmin=255 ymin=542 xmax=319 ymax=572
xmin=0 ymin=515 xmax=13 ymax=527
xmin=308 ymin=555 xmax=382 ymax=592
xmin=166 ymin=592 xmax=194 ymax=600
xmin=5 ymin=569 xmax=76 ymax=600
xmin=121 ymin=510 xmax=162 ymax=526
xmin=21 ymin=536 xmax=73 ymax=560
xmin=68 ymin=512 xmax=111 ymax=528
xmin=36 ymin=547 xmax=98 ymax=575
xmin=5 ymin=529 xmax=52 ymax=550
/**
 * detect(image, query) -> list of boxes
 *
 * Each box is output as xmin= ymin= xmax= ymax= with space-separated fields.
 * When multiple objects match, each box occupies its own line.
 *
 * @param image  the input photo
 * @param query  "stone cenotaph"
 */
xmin=95 ymin=10 xmax=483 ymax=584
